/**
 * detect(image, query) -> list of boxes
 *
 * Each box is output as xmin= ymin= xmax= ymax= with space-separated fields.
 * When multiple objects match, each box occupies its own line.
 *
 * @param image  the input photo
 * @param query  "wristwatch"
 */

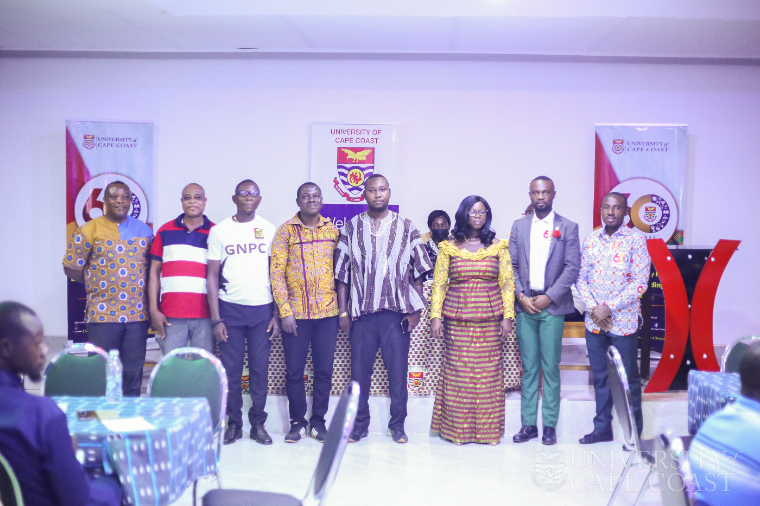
xmin=338 ymin=312 xmax=349 ymax=318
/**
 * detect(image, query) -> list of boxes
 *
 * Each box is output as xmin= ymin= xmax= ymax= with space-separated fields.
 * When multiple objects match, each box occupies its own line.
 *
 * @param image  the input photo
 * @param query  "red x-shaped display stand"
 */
xmin=644 ymin=239 xmax=740 ymax=392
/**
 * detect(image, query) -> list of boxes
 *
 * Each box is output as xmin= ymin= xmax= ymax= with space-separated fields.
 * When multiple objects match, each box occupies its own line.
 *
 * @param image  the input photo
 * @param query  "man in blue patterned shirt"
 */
xmin=576 ymin=192 xmax=651 ymax=444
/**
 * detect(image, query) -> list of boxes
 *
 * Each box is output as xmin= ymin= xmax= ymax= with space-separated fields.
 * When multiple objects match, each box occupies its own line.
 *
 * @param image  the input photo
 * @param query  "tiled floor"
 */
xmin=172 ymin=387 xmax=687 ymax=506
xmin=31 ymin=338 xmax=694 ymax=506
xmin=179 ymin=432 xmax=664 ymax=506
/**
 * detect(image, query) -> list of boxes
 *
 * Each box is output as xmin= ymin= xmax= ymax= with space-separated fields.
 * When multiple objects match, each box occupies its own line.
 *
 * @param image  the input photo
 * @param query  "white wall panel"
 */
xmin=1 ymin=57 xmax=758 ymax=341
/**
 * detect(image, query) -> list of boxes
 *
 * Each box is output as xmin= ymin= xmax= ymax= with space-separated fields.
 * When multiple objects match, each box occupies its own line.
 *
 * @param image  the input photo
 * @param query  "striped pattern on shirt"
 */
xmin=149 ymin=214 xmax=214 ymax=319
xmin=334 ymin=211 xmax=433 ymax=318
xmin=442 ymin=256 xmax=504 ymax=320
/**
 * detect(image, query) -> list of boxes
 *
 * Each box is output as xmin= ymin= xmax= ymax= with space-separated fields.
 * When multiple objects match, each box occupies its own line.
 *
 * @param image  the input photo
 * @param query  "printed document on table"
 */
xmin=101 ymin=417 xmax=155 ymax=432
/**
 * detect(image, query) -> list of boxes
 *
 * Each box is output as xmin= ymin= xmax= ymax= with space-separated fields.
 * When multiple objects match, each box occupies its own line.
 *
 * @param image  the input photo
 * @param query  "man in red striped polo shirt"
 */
xmin=148 ymin=183 xmax=215 ymax=354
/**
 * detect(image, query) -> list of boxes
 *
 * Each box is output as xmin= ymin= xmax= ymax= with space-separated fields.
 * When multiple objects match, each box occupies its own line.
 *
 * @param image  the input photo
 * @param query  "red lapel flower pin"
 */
xmin=552 ymin=227 xmax=561 ymax=238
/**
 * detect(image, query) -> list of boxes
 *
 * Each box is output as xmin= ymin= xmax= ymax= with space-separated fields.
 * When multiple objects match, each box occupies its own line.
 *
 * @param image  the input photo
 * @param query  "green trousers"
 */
xmin=516 ymin=310 xmax=565 ymax=427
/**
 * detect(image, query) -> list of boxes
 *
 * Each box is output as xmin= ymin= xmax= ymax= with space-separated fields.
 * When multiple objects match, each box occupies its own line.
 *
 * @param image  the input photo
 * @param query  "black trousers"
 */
xmin=85 ymin=322 xmax=148 ymax=397
xmin=218 ymin=300 xmax=273 ymax=428
xmin=281 ymin=316 xmax=338 ymax=428
xmin=349 ymin=310 xmax=410 ymax=430
xmin=586 ymin=329 xmax=644 ymax=436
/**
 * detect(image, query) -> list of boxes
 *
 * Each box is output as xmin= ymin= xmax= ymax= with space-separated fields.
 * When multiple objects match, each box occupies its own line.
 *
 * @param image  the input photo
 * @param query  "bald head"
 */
xmin=181 ymin=183 xmax=207 ymax=219
xmin=182 ymin=183 xmax=205 ymax=197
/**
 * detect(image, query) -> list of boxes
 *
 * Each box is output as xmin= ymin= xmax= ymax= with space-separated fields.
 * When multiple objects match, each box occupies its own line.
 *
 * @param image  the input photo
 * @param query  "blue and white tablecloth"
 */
xmin=55 ymin=396 xmax=217 ymax=506
xmin=687 ymin=370 xmax=742 ymax=435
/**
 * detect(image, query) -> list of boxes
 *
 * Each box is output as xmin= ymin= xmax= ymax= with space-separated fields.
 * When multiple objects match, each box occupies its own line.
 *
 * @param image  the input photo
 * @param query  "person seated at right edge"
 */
xmin=576 ymin=192 xmax=651 ymax=444
xmin=688 ymin=341 xmax=760 ymax=505
xmin=0 ymin=301 xmax=122 ymax=506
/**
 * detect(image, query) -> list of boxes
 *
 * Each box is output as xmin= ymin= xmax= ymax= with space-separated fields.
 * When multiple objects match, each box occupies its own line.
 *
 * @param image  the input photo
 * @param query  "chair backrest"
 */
xmin=0 ymin=451 xmax=24 ymax=506
xmin=41 ymin=343 xmax=109 ymax=397
xmin=721 ymin=335 xmax=760 ymax=373
xmin=148 ymin=347 xmax=227 ymax=433
xmin=606 ymin=345 xmax=640 ymax=452
xmin=303 ymin=381 xmax=360 ymax=506
xmin=655 ymin=433 xmax=692 ymax=506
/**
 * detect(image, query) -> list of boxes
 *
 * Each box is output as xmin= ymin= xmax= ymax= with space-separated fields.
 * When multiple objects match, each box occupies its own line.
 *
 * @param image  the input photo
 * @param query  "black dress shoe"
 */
xmin=348 ymin=426 xmax=368 ymax=443
xmin=250 ymin=424 xmax=273 ymax=445
xmin=579 ymin=431 xmax=614 ymax=445
xmin=223 ymin=424 xmax=242 ymax=445
xmin=390 ymin=427 xmax=408 ymax=444
xmin=513 ymin=425 xmax=538 ymax=443
xmin=542 ymin=427 xmax=557 ymax=445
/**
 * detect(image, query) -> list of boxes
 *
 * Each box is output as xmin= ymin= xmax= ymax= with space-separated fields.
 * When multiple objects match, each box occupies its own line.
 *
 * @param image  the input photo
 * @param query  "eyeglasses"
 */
xmin=236 ymin=190 xmax=260 ymax=198
xmin=467 ymin=210 xmax=488 ymax=217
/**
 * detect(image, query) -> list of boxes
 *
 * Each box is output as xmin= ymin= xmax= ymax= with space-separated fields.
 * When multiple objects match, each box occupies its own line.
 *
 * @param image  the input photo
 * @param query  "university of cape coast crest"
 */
xmin=333 ymin=147 xmax=375 ymax=202
xmin=532 ymin=451 xmax=566 ymax=491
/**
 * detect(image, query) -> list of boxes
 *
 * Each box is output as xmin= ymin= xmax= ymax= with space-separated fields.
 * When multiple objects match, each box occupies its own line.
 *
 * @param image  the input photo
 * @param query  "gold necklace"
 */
xmin=464 ymin=237 xmax=480 ymax=245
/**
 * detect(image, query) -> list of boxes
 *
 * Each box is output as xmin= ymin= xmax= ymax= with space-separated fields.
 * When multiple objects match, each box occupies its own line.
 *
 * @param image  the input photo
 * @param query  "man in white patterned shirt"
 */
xmin=576 ymin=192 xmax=651 ymax=444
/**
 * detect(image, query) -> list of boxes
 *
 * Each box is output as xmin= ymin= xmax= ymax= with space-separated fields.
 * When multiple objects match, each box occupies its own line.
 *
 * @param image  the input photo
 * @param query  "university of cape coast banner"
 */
xmin=310 ymin=123 xmax=400 ymax=225
xmin=65 ymin=120 xmax=154 ymax=342
xmin=594 ymin=124 xmax=687 ymax=244
xmin=594 ymin=123 xmax=687 ymax=352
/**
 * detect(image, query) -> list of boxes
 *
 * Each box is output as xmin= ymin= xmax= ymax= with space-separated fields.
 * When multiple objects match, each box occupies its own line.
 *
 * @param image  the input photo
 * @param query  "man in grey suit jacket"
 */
xmin=509 ymin=176 xmax=581 ymax=445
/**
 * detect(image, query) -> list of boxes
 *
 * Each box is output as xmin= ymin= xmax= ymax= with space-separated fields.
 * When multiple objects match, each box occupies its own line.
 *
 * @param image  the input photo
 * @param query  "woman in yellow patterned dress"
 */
xmin=430 ymin=195 xmax=515 ymax=445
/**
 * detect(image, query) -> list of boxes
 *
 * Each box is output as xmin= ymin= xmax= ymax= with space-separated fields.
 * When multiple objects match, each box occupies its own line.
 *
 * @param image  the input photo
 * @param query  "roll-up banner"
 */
xmin=65 ymin=120 xmax=154 ymax=342
xmin=594 ymin=123 xmax=688 ymax=352
xmin=310 ymin=123 xmax=401 ymax=224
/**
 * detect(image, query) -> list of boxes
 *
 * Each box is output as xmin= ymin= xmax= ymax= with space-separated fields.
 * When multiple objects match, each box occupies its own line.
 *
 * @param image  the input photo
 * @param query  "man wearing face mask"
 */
xmin=421 ymin=210 xmax=451 ymax=280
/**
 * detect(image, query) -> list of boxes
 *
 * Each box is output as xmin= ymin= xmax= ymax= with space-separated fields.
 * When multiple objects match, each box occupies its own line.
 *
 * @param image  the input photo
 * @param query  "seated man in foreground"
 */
xmin=689 ymin=342 xmax=760 ymax=505
xmin=0 ymin=301 xmax=122 ymax=506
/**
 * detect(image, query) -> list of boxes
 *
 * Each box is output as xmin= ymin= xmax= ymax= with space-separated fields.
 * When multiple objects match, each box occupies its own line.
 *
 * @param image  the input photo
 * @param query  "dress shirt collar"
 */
xmin=596 ymin=224 xmax=632 ymax=240
xmin=286 ymin=213 xmax=331 ymax=229
xmin=532 ymin=210 xmax=555 ymax=225
xmin=0 ymin=369 xmax=24 ymax=390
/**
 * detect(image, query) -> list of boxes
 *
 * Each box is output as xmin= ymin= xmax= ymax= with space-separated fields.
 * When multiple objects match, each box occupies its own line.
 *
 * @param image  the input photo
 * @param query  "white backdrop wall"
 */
xmin=1 ymin=57 xmax=758 ymax=342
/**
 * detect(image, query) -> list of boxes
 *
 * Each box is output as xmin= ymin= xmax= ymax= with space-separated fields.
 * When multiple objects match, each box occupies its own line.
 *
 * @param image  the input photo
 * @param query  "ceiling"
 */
xmin=2 ymin=0 xmax=760 ymax=60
